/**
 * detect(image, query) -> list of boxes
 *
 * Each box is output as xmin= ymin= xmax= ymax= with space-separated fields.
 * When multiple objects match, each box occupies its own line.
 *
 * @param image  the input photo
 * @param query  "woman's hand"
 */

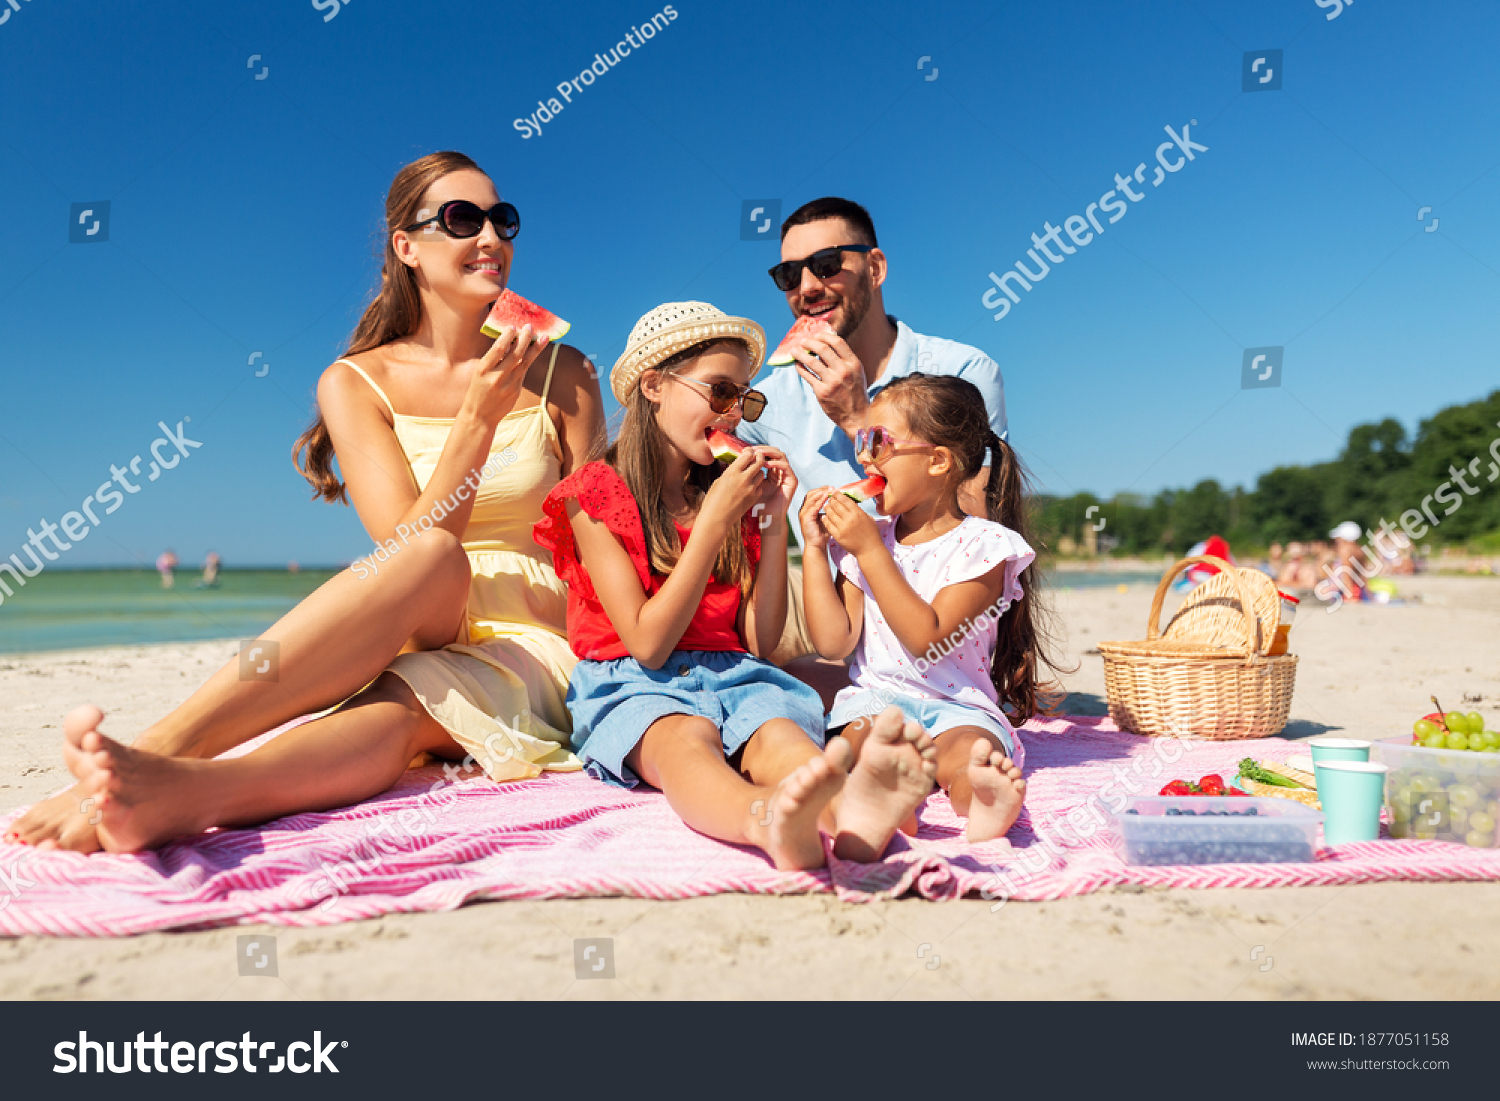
xmin=463 ymin=324 xmax=549 ymax=426
xmin=699 ymin=447 xmax=770 ymax=534
xmin=798 ymin=487 xmax=834 ymax=552
xmin=821 ymin=491 xmax=882 ymax=557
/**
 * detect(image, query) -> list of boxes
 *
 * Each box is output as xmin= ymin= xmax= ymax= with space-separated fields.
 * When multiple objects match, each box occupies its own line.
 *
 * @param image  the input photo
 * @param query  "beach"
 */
xmin=2 ymin=573 xmax=1497 ymax=1000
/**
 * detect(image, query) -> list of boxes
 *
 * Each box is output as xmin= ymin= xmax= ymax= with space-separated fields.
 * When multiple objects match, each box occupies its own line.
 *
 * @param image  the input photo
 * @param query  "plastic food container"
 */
xmin=1111 ymin=797 xmax=1321 ymax=865
xmin=1374 ymin=736 xmax=1500 ymax=848
xmin=1267 ymin=590 xmax=1299 ymax=656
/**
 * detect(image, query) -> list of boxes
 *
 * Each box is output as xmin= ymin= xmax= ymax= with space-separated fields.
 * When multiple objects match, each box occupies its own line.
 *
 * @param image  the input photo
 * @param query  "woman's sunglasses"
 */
xmin=855 ymin=425 xmax=931 ymax=463
xmin=767 ymin=244 xmax=874 ymax=292
xmin=673 ymin=375 xmax=767 ymax=422
xmin=402 ymin=200 xmax=521 ymax=241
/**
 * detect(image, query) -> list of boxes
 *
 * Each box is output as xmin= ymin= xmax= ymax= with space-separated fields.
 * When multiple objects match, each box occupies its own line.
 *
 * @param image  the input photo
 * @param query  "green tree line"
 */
xmin=1036 ymin=388 xmax=1500 ymax=556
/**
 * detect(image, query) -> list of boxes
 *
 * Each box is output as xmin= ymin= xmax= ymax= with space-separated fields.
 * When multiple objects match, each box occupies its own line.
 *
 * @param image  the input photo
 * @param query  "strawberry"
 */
xmin=1198 ymin=774 xmax=1225 ymax=796
xmin=1227 ymin=787 xmax=1251 ymax=797
xmin=1160 ymin=780 xmax=1195 ymax=797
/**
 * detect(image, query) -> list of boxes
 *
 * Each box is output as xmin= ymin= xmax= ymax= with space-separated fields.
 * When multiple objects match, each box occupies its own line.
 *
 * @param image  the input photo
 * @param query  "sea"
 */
xmin=0 ymin=567 xmax=1165 ymax=655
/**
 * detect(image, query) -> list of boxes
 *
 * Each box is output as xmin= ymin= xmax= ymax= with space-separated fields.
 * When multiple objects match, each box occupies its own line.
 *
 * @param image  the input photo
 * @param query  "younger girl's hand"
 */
xmin=464 ymin=324 xmax=549 ymax=426
xmin=821 ymin=491 xmax=882 ymax=557
xmin=700 ymin=447 xmax=769 ymax=532
xmin=798 ymin=487 xmax=834 ymax=551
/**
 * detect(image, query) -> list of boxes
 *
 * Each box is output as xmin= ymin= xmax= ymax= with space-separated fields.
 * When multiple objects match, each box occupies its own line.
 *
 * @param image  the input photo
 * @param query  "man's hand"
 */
xmin=787 ymin=330 xmax=868 ymax=441
xmin=821 ymin=491 xmax=882 ymax=558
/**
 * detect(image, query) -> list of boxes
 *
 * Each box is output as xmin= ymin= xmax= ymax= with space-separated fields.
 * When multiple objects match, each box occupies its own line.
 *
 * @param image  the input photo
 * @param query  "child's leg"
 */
xmin=628 ymin=714 xmax=851 ymax=871
xmin=934 ymin=726 xmax=1026 ymax=843
xmin=830 ymin=707 xmax=938 ymax=862
xmin=58 ymin=673 xmax=467 ymax=854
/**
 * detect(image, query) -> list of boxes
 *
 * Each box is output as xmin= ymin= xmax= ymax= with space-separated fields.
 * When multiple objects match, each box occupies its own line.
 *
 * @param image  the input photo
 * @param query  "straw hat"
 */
xmin=609 ymin=301 xmax=765 ymax=404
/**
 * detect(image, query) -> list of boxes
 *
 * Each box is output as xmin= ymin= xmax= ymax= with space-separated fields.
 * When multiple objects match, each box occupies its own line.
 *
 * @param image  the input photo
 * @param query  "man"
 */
xmin=737 ymin=197 xmax=1009 ymax=682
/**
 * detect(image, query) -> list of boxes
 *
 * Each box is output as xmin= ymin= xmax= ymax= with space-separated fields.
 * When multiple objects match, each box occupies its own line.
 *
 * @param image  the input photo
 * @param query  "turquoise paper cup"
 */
xmin=1308 ymin=737 xmax=1371 ymax=765
xmin=1317 ymin=760 xmax=1389 ymax=845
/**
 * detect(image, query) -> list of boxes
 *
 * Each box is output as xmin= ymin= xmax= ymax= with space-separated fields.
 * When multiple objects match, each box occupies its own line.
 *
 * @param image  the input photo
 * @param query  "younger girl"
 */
xmin=799 ymin=373 xmax=1062 ymax=842
xmin=535 ymin=302 xmax=934 ymax=870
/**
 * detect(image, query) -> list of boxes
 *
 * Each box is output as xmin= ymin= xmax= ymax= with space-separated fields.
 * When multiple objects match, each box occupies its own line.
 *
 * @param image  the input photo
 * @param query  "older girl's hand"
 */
xmin=700 ymin=447 xmax=769 ymax=533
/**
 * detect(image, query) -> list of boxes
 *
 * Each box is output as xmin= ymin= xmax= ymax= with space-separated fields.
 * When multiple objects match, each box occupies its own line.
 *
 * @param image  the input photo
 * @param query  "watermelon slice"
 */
xmin=481 ymin=289 xmax=570 ymax=341
xmin=767 ymin=313 xmax=834 ymax=367
xmin=706 ymin=428 xmax=747 ymax=464
xmin=840 ymin=475 xmax=886 ymax=502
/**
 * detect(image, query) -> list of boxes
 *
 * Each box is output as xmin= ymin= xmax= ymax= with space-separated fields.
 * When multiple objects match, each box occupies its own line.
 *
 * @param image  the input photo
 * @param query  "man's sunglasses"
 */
xmin=855 ymin=425 xmax=931 ymax=463
xmin=673 ymin=375 xmax=767 ymax=422
xmin=402 ymin=200 xmax=521 ymax=241
xmin=767 ymin=244 xmax=874 ymax=292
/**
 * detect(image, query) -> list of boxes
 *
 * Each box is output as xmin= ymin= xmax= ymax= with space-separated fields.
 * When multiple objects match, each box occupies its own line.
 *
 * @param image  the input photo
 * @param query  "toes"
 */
xmin=824 ymin=736 xmax=854 ymax=772
xmin=867 ymin=707 xmax=906 ymax=744
xmin=968 ymin=740 xmax=993 ymax=769
xmin=63 ymin=705 xmax=105 ymax=746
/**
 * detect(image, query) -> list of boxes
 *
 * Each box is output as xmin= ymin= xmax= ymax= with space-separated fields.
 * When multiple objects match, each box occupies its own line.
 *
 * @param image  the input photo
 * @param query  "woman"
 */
xmin=6 ymin=151 xmax=604 ymax=853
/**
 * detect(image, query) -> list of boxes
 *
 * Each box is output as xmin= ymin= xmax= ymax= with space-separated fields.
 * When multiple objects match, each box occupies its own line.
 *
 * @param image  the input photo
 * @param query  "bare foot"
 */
xmin=832 ymin=708 xmax=937 ymax=862
xmin=747 ymin=739 xmax=852 ymax=871
xmin=64 ymin=706 xmax=212 ymax=854
xmin=4 ymin=706 xmax=110 ymax=852
xmin=963 ymin=740 xmax=1026 ymax=843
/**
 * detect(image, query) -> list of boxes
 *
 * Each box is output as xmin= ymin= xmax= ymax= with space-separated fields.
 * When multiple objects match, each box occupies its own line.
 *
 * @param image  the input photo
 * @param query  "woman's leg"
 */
xmin=933 ymin=726 xmax=1026 ymax=843
xmin=627 ymin=714 xmax=850 ymax=871
xmin=61 ymin=672 xmax=465 ymax=853
xmin=9 ymin=531 xmax=471 ymax=850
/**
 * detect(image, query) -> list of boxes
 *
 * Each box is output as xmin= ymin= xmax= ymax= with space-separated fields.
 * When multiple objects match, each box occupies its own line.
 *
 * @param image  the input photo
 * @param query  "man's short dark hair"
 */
xmin=780 ymin=197 xmax=878 ymax=247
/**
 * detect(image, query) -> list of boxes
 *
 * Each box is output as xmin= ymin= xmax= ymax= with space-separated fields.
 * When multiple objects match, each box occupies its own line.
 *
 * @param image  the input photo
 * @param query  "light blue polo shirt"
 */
xmin=739 ymin=315 xmax=1008 ymax=546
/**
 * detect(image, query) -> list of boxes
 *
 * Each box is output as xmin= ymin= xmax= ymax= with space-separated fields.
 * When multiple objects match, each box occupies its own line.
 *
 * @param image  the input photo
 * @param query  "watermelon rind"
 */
xmin=480 ymin=289 xmax=571 ymax=341
xmin=707 ymin=428 xmax=746 ymax=464
xmin=840 ymin=475 xmax=886 ymax=503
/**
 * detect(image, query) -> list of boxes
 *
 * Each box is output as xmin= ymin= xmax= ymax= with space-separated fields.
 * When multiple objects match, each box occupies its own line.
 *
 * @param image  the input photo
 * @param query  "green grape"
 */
xmin=1415 ymin=719 xmax=1440 ymax=740
xmin=1467 ymin=811 xmax=1496 ymax=835
xmin=1422 ymin=731 xmax=1449 ymax=749
xmin=1449 ymin=784 xmax=1480 ymax=808
xmin=1465 ymin=712 xmax=1485 ymax=734
xmin=1480 ymin=730 xmax=1500 ymax=748
xmin=1388 ymin=819 xmax=1411 ymax=838
xmin=1464 ymin=830 xmax=1495 ymax=849
xmin=1445 ymin=732 xmax=1471 ymax=752
xmin=1445 ymin=711 xmax=1469 ymax=733
xmin=1481 ymin=744 xmax=1500 ymax=754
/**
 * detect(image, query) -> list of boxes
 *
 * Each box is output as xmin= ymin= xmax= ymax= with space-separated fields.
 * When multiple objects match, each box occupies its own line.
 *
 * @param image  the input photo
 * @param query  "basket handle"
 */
xmin=1145 ymin=555 xmax=1261 ymax=655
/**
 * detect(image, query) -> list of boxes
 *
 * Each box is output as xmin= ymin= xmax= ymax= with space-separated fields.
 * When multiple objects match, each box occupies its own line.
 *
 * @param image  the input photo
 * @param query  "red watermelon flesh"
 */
xmin=481 ymin=289 xmax=570 ymax=340
xmin=840 ymin=475 xmax=886 ymax=502
xmin=706 ymin=428 xmax=747 ymax=464
xmin=767 ymin=313 xmax=834 ymax=366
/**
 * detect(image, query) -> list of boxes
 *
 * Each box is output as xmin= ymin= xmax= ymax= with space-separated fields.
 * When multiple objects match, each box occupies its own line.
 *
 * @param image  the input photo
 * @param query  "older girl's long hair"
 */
xmin=878 ymin=372 xmax=1069 ymax=721
xmin=293 ymin=150 xmax=484 ymax=503
xmin=606 ymin=340 xmax=755 ymax=595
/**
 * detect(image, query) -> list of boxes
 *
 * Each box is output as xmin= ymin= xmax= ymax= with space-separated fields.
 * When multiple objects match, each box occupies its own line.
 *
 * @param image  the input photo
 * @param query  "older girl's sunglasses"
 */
xmin=767 ymin=244 xmax=874 ymax=292
xmin=673 ymin=375 xmax=767 ymax=422
xmin=402 ymin=200 xmax=520 ymax=241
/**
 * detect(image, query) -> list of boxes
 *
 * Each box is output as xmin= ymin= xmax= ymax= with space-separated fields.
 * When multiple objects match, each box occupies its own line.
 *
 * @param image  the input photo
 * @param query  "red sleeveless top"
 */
xmin=534 ymin=462 xmax=762 ymax=661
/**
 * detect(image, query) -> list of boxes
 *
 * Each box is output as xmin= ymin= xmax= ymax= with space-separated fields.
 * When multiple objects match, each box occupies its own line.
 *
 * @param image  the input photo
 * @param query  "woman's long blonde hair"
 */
xmin=293 ymin=150 xmax=485 ymax=503
xmin=606 ymin=341 xmax=755 ymax=595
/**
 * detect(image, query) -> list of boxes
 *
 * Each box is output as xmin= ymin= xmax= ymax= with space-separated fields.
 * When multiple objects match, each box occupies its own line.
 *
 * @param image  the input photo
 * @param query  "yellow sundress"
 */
xmin=336 ymin=348 xmax=582 ymax=780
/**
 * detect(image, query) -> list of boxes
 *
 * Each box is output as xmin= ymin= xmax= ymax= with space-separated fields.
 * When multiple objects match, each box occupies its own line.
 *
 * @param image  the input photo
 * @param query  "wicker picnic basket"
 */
xmin=1097 ymin=555 xmax=1297 ymax=740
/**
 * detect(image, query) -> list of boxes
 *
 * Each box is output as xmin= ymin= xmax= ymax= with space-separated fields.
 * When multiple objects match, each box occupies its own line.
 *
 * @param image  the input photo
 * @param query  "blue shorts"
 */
xmin=827 ymin=690 xmax=1016 ymax=758
xmin=567 ymin=649 xmax=827 ymax=789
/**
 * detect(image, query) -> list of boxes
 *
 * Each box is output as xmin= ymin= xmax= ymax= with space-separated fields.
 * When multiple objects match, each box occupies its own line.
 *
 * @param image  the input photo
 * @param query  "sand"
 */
xmin=2 ymin=575 xmax=1497 ymax=1000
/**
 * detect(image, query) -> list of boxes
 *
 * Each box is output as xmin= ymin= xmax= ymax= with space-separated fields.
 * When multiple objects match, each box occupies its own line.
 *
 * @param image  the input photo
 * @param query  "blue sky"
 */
xmin=1 ymin=0 xmax=1497 ymax=568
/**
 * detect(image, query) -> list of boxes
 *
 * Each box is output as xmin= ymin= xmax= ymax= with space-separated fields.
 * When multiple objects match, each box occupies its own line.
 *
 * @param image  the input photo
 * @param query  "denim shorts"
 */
xmin=827 ymin=689 xmax=1018 ymax=759
xmin=567 ymin=649 xmax=827 ymax=789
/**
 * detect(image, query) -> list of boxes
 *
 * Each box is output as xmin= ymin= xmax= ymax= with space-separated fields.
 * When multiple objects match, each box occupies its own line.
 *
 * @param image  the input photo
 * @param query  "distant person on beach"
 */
xmin=7 ymin=151 xmax=604 ymax=853
xmin=736 ymin=197 xmax=1008 ymax=699
xmin=199 ymin=551 xmax=220 ymax=588
xmin=155 ymin=550 xmax=178 ymax=589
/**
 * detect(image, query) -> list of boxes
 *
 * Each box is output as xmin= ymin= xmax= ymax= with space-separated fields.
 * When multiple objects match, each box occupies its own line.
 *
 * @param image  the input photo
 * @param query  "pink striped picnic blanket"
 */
xmin=2 ymin=716 xmax=1498 ymax=936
